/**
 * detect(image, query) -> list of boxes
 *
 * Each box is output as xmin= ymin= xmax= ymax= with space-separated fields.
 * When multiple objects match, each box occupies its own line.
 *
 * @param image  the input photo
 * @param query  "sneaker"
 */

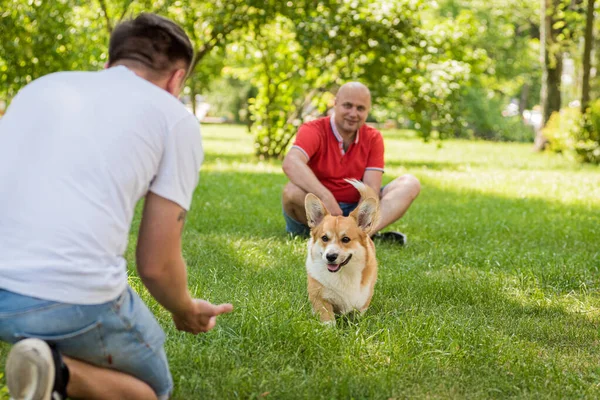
xmin=372 ymin=231 xmax=407 ymax=245
xmin=6 ymin=338 xmax=69 ymax=400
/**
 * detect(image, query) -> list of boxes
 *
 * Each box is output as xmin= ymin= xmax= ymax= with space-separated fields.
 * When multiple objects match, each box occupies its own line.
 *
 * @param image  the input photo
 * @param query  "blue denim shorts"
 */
xmin=0 ymin=286 xmax=172 ymax=399
xmin=284 ymin=202 xmax=359 ymax=236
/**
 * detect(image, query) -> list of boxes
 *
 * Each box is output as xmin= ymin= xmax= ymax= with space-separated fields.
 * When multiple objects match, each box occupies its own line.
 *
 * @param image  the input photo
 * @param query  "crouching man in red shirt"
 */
xmin=281 ymin=82 xmax=421 ymax=245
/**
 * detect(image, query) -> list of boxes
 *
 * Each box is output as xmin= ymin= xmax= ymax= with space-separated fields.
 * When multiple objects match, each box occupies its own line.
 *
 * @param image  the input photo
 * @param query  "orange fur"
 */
xmin=304 ymin=179 xmax=379 ymax=323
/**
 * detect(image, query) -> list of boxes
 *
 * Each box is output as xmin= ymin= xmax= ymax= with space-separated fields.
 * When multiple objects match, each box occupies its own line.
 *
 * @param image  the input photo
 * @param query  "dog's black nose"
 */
xmin=326 ymin=253 xmax=338 ymax=263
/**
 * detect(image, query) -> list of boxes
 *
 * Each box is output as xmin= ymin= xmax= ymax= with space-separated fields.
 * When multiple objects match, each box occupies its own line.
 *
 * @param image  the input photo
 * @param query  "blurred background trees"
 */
xmin=0 ymin=0 xmax=598 ymax=162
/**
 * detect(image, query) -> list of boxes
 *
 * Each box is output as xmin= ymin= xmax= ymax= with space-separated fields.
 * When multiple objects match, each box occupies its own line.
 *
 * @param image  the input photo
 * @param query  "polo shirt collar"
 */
xmin=330 ymin=114 xmax=360 ymax=145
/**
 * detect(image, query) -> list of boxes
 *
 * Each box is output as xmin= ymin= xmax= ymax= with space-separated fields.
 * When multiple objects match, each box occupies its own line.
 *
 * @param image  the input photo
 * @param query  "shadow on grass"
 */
xmin=186 ymin=168 xmax=599 ymax=290
xmin=126 ymin=165 xmax=599 ymax=398
xmin=203 ymin=153 xmax=256 ymax=163
xmin=380 ymin=129 xmax=420 ymax=140
xmin=385 ymin=159 xmax=481 ymax=171
xmin=203 ymin=153 xmax=284 ymax=165
xmin=202 ymin=135 xmax=253 ymax=143
xmin=187 ymin=171 xmax=600 ymax=262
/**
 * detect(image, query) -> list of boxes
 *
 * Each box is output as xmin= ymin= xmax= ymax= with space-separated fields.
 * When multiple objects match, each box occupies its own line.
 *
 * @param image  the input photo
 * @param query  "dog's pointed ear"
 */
xmin=350 ymin=197 xmax=379 ymax=234
xmin=305 ymin=193 xmax=328 ymax=228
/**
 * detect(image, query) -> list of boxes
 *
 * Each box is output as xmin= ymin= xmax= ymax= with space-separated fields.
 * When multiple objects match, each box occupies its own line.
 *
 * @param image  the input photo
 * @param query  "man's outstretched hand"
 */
xmin=173 ymin=299 xmax=234 ymax=334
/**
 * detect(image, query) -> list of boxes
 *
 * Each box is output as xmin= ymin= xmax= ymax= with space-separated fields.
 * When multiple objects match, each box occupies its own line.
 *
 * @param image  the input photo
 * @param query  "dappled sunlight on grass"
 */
xmin=417 ymin=169 xmax=600 ymax=208
xmin=500 ymin=271 xmax=600 ymax=320
xmin=199 ymin=234 xmax=302 ymax=272
xmin=380 ymin=130 xmax=600 ymax=207
xmin=201 ymin=123 xmax=254 ymax=156
xmin=203 ymin=159 xmax=282 ymax=174
xmin=381 ymin=130 xmax=584 ymax=171
xmin=201 ymin=124 xmax=282 ymax=173
xmin=110 ymin=124 xmax=600 ymax=399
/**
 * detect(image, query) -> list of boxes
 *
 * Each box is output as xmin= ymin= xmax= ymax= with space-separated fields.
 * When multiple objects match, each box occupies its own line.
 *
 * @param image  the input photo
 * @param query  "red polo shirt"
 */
xmin=291 ymin=116 xmax=384 ymax=203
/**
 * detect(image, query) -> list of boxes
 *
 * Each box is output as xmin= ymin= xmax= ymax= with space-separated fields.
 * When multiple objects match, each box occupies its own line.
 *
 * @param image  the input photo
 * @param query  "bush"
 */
xmin=202 ymin=77 xmax=256 ymax=124
xmin=579 ymin=100 xmax=600 ymax=164
xmin=542 ymin=107 xmax=582 ymax=156
xmin=543 ymin=101 xmax=600 ymax=164
xmin=462 ymin=87 xmax=534 ymax=142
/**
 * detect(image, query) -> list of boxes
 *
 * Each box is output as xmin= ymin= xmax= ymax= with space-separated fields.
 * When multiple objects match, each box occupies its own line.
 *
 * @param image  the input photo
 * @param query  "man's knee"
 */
xmin=282 ymin=182 xmax=310 ymax=226
xmin=383 ymin=174 xmax=421 ymax=199
xmin=400 ymin=174 xmax=421 ymax=198
xmin=282 ymin=182 xmax=309 ymax=209
xmin=282 ymin=182 xmax=301 ymax=202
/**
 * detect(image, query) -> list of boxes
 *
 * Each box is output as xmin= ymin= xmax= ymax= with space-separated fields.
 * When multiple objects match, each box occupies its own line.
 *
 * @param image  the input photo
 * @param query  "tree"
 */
xmin=536 ymin=0 xmax=564 ymax=150
xmin=229 ymin=0 xmax=474 ymax=158
xmin=425 ymin=0 xmax=541 ymax=141
xmin=0 ymin=0 xmax=80 ymax=102
xmin=163 ymin=1 xmax=272 ymax=116
xmin=580 ymin=0 xmax=595 ymax=113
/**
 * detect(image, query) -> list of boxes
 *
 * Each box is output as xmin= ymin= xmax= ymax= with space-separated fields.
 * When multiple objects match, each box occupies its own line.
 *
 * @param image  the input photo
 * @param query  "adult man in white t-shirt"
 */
xmin=0 ymin=13 xmax=232 ymax=400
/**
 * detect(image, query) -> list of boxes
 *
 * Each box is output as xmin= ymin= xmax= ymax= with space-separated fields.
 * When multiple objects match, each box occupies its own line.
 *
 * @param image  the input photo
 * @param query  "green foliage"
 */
xmin=461 ymin=86 xmax=534 ymax=142
xmin=0 ymin=0 xmax=589 ymax=154
xmin=578 ymin=100 xmax=600 ymax=163
xmin=542 ymin=104 xmax=600 ymax=164
xmin=0 ymin=0 xmax=158 ymax=104
xmin=431 ymin=0 xmax=541 ymax=140
xmin=228 ymin=0 xmax=460 ymax=157
xmin=0 ymin=372 xmax=7 ymax=400
xmin=230 ymin=15 xmax=311 ymax=158
xmin=202 ymin=77 xmax=254 ymax=124
xmin=0 ymin=0 xmax=89 ymax=100
xmin=543 ymin=107 xmax=583 ymax=155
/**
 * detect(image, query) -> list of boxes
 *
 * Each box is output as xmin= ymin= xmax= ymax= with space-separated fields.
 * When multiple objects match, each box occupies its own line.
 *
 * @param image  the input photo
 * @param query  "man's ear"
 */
xmin=305 ymin=193 xmax=329 ymax=228
xmin=166 ymin=68 xmax=187 ymax=97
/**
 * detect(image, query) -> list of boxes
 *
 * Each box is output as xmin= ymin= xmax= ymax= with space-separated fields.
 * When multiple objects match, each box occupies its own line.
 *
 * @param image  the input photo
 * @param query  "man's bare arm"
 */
xmin=136 ymin=192 xmax=194 ymax=316
xmin=363 ymin=170 xmax=383 ymax=197
xmin=136 ymin=192 xmax=232 ymax=333
xmin=282 ymin=148 xmax=341 ymax=214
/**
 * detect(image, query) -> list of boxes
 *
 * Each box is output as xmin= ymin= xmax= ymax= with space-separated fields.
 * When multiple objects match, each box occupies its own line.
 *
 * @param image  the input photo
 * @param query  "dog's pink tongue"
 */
xmin=327 ymin=264 xmax=339 ymax=271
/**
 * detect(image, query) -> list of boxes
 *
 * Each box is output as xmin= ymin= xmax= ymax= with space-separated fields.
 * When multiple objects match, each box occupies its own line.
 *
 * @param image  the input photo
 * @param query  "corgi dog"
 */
xmin=304 ymin=179 xmax=380 ymax=324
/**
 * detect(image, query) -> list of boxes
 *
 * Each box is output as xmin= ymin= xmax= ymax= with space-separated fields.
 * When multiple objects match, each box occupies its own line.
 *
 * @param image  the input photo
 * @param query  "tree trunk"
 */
xmin=581 ymin=0 xmax=595 ymax=113
xmin=519 ymin=83 xmax=530 ymax=115
xmin=536 ymin=0 xmax=563 ymax=151
xmin=191 ymin=86 xmax=197 ymax=118
xmin=595 ymin=22 xmax=600 ymax=99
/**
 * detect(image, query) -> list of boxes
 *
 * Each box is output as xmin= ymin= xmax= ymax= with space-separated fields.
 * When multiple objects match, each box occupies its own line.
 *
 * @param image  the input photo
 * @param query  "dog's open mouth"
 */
xmin=327 ymin=254 xmax=352 ymax=273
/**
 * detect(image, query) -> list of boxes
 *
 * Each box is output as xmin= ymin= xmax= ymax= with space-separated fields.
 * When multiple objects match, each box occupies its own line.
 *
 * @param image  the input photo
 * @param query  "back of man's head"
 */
xmin=108 ymin=13 xmax=194 ymax=76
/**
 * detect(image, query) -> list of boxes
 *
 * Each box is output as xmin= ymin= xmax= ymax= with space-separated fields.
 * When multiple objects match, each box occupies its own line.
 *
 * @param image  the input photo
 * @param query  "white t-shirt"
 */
xmin=0 ymin=66 xmax=203 ymax=304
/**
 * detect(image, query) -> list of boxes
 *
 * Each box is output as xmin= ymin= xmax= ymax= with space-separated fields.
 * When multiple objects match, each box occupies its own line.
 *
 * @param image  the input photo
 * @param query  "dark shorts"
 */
xmin=283 ymin=185 xmax=387 ymax=236
xmin=283 ymin=202 xmax=359 ymax=236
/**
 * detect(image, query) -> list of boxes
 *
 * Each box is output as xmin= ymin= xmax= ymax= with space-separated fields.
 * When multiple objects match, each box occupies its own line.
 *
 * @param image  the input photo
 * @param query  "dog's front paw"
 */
xmin=322 ymin=319 xmax=336 ymax=327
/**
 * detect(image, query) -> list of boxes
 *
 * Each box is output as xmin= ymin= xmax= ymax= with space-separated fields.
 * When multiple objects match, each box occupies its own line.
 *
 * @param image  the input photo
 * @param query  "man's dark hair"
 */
xmin=108 ymin=13 xmax=194 ymax=74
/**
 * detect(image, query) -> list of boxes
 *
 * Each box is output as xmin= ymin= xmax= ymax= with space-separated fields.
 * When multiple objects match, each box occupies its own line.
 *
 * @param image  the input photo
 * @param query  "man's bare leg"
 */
xmin=374 ymin=174 xmax=421 ymax=233
xmin=282 ymin=182 xmax=309 ymax=224
xmin=283 ymin=175 xmax=420 ymax=234
xmin=64 ymin=356 xmax=158 ymax=400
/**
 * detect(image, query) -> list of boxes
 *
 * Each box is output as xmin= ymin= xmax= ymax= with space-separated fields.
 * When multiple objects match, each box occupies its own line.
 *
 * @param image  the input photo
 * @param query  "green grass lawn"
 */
xmin=2 ymin=124 xmax=600 ymax=399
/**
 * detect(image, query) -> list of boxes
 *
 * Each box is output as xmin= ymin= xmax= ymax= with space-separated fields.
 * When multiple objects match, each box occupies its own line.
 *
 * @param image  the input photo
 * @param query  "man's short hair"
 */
xmin=108 ymin=13 xmax=194 ymax=74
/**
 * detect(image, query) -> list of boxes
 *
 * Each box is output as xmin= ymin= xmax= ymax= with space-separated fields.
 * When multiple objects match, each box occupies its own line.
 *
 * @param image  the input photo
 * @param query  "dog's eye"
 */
xmin=341 ymin=237 xmax=351 ymax=243
xmin=321 ymin=235 xmax=329 ymax=242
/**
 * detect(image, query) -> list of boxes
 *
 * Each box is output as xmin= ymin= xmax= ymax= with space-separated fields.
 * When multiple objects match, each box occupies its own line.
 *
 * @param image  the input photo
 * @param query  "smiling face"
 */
xmin=305 ymin=191 xmax=379 ymax=274
xmin=309 ymin=215 xmax=367 ymax=273
xmin=333 ymin=83 xmax=371 ymax=137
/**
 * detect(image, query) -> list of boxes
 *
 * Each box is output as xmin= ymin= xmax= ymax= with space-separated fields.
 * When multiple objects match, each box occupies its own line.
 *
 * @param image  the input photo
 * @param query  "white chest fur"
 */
xmin=306 ymin=246 xmax=373 ymax=314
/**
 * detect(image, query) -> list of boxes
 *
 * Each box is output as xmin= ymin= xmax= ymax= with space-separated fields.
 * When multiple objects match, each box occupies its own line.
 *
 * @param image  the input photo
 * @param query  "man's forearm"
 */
xmin=138 ymin=257 xmax=194 ymax=316
xmin=285 ymin=159 xmax=334 ymax=202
